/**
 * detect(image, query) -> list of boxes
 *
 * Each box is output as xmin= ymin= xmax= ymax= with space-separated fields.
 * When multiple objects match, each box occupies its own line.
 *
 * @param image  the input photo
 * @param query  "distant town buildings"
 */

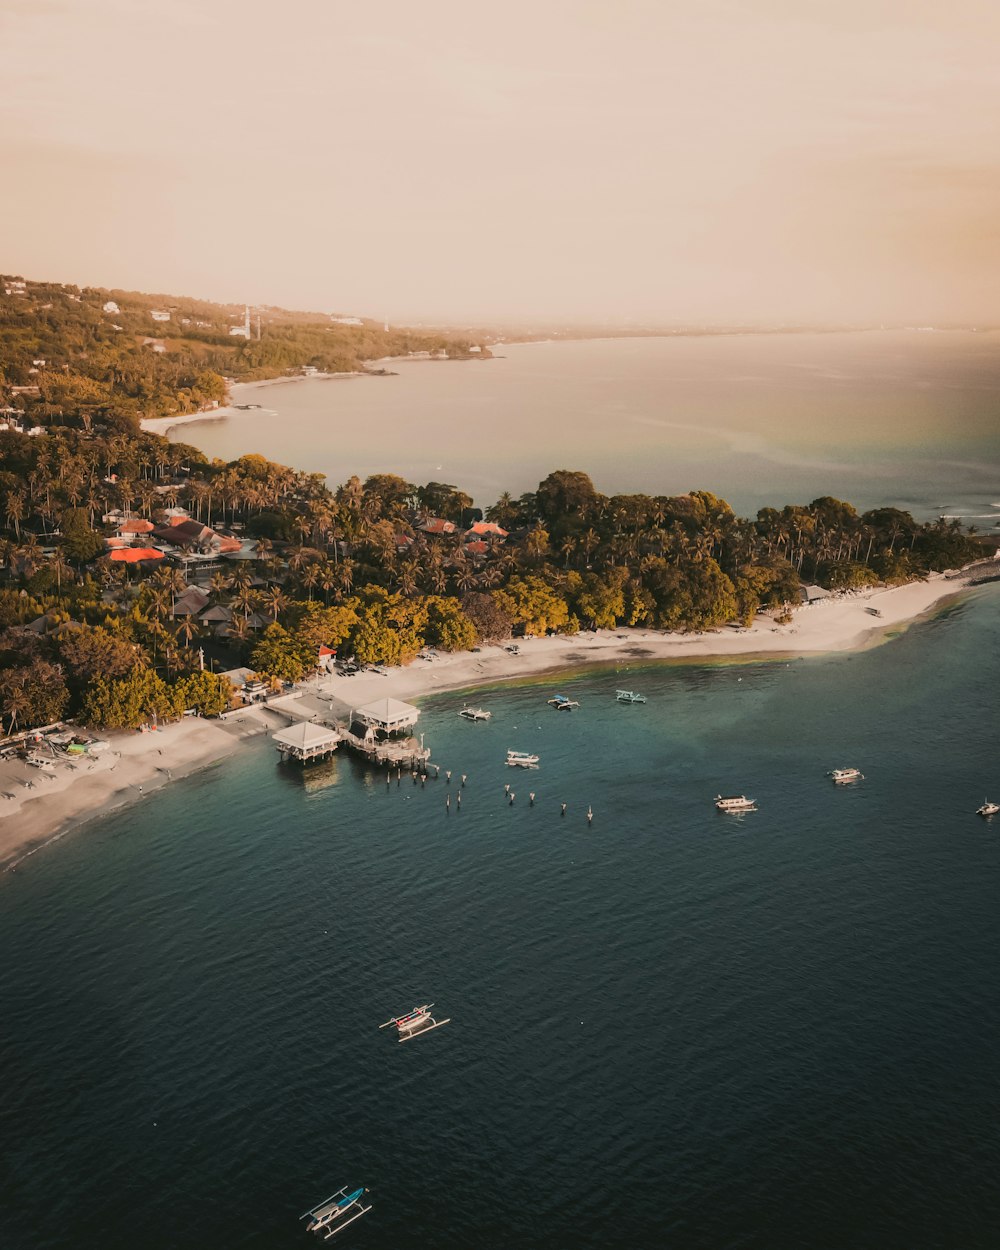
xmin=103 ymin=300 xmax=120 ymax=314
xmin=150 ymin=309 xmax=171 ymax=322
xmin=331 ymin=315 xmax=364 ymax=326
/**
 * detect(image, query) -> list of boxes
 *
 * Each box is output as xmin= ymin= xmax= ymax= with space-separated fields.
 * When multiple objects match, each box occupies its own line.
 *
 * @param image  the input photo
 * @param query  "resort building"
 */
xmin=352 ymin=697 xmax=420 ymax=737
xmin=273 ymin=721 xmax=341 ymax=763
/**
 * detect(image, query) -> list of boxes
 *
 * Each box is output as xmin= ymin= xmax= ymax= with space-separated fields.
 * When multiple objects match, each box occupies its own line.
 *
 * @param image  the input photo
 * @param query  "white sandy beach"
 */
xmin=0 ymin=573 xmax=974 ymax=873
xmin=139 ymin=373 xmax=363 ymax=438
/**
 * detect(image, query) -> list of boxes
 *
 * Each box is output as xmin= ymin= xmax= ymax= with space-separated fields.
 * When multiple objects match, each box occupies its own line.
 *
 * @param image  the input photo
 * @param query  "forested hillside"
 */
xmin=0 ymin=273 xmax=484 ymax=430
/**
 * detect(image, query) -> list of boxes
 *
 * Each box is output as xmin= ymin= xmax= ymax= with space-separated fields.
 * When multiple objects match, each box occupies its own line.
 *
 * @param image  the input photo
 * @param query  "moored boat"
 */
xmin=458 ymin=706 xmax=491 ymax=721
xmin=829 ymin=767 xmax=864 ymax=783
xmin=976 ymin=799 xmax=999 ymax=817
xmin=379 ymin=1002 xmax=451 ymax=1042
xmin=616 ymin=689 xmax=647 ymax=703
xmin=547 ymin=694 xmax=579 ymax=711
xmin=714 ymin=794 xmax=757 ymax=812
xmin=507 ymin=749 xmax=540 ymax=768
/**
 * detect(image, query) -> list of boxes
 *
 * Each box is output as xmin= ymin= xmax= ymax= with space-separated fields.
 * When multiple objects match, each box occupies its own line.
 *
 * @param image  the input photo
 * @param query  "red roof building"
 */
xmin=416 ymin=517 xmax=456 ymax=536
xmin=466 ymin=521 xmax=508 ymax=538
xmin=109 ymin=547 xmax=164 ymax=563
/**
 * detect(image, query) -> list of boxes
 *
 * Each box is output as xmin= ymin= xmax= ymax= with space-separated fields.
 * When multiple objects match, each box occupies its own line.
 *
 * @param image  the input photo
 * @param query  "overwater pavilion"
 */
xmin=352 ymin=697 xmax=420 ymax=738
xmin=273 ymin=721 xmax=341 ymax=763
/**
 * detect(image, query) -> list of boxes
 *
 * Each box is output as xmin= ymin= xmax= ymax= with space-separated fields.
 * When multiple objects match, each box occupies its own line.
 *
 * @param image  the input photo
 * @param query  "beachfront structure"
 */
xmin=150 ymin=309 xmax=170 ymax=322
xmin=273 ymin=721 xmax=341 ymax=763
xmin=799 ymin=584 xmax=832 ymax=605
xmin=353 ymin=697 xmax=420 ymax=736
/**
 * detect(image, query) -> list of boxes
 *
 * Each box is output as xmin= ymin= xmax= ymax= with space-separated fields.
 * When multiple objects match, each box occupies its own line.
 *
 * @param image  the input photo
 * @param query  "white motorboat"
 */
xmin=829 ymin=767 xmax=864 ymax=783
xmin=616 ymin=689 xmax=647 ymax=703
xmin=976 ymin=799 xmax=999 ymax=817
xmin=714 ymin=794 xmax=757 ymax=812
xmin=507 ymin=749 xmax=539 ymax=768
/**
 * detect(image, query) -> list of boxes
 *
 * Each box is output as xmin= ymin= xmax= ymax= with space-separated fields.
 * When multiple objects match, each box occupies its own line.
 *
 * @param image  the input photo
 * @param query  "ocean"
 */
xmin=181 ymin=330 xmax=1000 ymax=522
xmin=3 ymin=582 xmax=1000 ymax=1249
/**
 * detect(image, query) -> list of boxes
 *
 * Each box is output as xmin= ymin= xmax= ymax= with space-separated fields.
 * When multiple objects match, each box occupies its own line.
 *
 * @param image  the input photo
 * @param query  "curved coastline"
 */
xmin=0 ymin=573 xmax=976 ymax=874
xmin=138 ymin=371 xmax=365 ymax=438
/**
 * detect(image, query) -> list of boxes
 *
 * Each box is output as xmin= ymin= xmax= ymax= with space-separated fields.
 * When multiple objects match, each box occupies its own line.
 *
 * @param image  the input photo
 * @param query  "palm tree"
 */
xmin=1 ymin=680 xmax=30 ymax=735
xmin=147 ymin=588 xmax=171 ymax=623
xmin=232 ymin=585 xmax=257 ymax=619
xmin=175 ymin=617 xmax=198 ymax=647
xmin=453 ymin=562 xmax=478 ymax=593
xmin=301 ymin=563 xmax=321 ymax=602
xmin=337 ymin=559 xmax=355 ymax=596
xmin=228 ymin=615 xmax=251 ymax=645
xmin=264 ymin=586 xmax=289 ymax=622
xmin=5 ymin=490 xmax=25 ymax=540
xmin=49 ymin=552 xmax=74 ymax=598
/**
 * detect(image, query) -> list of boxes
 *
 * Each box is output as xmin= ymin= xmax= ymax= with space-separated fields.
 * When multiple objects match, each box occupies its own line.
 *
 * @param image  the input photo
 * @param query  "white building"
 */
xmin=331 ymin=315 xmax=364 ymax=326
xmin=150 ymin=309 xmax=171 ymax=322
xmin=103 ymin=300 xmax=120 ymax=314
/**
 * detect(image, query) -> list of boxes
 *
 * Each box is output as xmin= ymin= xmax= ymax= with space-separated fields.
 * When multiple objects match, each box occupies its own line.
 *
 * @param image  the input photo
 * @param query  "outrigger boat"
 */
xmin=714 ymin=794 xmax=757 ymax=813
xmin=301 ymin=1186 xmax=372 ymax=1239
xmin=458 ymin=706 xmax=491 ymax=721
xmin=506 ymin=749 xmax=540 ymax=768
xmin=547 ymin=694 xmax=579 ymax=711
xmin=379 ymin=1002 xmax=450 ymax=1042
xmin=616 ymin=689 xmax=647 ymax=704
xmin=977 ymin=799 xmax=999 ymax=817
xmin=829 ymin=767 xmax=864 ymax=784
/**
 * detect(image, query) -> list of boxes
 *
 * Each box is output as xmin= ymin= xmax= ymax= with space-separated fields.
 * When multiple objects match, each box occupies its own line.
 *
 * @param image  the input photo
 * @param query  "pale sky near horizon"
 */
xmin=0 ymin=0 xmax=997 ymax=325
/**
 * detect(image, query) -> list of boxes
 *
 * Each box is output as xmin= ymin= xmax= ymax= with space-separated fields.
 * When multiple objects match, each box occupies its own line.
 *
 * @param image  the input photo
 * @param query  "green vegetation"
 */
xmin=0 ymin=273 xmax=989 ymax=738
xmin=0 ymin=272 xmax=486 ymax=431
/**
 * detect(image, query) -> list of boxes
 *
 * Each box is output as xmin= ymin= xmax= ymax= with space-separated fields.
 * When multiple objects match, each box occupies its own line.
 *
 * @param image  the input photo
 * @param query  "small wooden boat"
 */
xmin=379 ymin=1003 xmax=451 ymax=1042
xmin=507 ymin=749 xmax=540 ymax=768
xmin=714 ymin=794 xmax=757 ymax=813
xmin=547 ymin=694 xmax=579 ymax=711
xmin=616 ymin=689 xmax=647 ymax=704
xmin=865 ymin=606 xmax=883 ymax=617
xmin=458 ymin=706 xmax=491 ymax=721
xmin=829 ymin=767 xmax=864 ymax=784
xmin=301 ymin=1186 xmax=372 ymax=1239
xmin=976 ymin=799 xmax=999 ymax=817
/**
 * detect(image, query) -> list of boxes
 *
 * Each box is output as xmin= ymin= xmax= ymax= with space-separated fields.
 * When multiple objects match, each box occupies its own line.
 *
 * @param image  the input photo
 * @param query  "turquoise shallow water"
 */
xmin=2 ymin=585 xmax=1000 ymax=1249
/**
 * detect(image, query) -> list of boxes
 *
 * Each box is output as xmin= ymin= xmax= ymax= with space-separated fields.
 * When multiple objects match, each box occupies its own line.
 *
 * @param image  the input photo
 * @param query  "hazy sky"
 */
xmin=1 ymin=0 xmax=997 ymax=324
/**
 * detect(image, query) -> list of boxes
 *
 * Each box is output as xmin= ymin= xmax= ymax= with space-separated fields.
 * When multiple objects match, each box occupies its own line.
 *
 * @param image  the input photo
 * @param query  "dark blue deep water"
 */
xmin=2 ymin=586 xmax=999 ymax=1249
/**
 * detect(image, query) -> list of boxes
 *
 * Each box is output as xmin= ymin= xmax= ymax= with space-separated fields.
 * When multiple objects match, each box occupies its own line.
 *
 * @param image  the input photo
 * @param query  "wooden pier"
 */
xmin=337 ymin=726 xmax=431 ymax=769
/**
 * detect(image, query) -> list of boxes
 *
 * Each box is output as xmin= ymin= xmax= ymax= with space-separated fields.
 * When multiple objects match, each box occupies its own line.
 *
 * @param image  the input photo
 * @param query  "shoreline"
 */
xmin=139 ymin=372 xmax=365 ymax=438
xmin=0 ymin=573 xmax=977 ymax=874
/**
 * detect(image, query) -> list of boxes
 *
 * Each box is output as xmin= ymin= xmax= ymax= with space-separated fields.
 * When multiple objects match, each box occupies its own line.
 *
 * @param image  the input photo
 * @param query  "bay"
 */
xmin=3 ymin=584 xmax=1000 ymax=1249
xmin=180 ymin=330 xmax=1000 ymax=520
